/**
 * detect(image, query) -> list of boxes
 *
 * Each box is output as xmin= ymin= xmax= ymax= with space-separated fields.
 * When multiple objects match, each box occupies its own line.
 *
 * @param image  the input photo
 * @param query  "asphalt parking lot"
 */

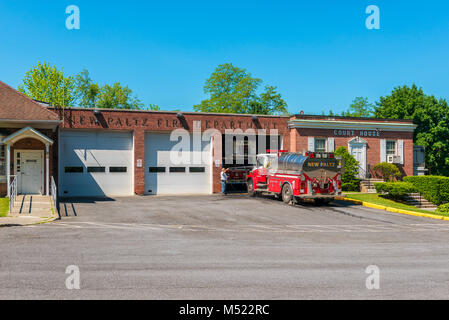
xmin=1 ymin=194 xmax=449 ymax=300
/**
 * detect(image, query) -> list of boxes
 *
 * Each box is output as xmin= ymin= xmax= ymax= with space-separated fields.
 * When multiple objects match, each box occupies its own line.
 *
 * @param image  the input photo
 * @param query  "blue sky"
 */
xmin=1 ymin=0 xmax=449 ymax=114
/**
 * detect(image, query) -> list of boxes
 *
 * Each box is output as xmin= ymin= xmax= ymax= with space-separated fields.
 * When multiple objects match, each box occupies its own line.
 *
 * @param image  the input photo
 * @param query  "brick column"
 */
xmin=290 ymin=128 xmax=298 ymax=152
xmin=134 ymin=129 xmax=145 ymax=195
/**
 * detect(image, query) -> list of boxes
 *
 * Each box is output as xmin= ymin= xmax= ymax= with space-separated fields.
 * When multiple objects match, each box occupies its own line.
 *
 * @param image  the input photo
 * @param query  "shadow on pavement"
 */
xmin=58 ymin=197 xmax=116 ymax=218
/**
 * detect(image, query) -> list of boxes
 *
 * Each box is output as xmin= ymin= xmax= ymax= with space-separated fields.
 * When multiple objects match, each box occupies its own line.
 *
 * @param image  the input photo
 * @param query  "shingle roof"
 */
xmin=0 ymin=81 xmax=60 ymax=121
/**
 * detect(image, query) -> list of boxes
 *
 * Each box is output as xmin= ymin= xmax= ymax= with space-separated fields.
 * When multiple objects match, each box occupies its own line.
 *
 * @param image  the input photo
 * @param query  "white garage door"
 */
xmin=59 ymin=130 xmax=133 ymax=197
xmin=145 ymin=133 xmax=211 ymax=195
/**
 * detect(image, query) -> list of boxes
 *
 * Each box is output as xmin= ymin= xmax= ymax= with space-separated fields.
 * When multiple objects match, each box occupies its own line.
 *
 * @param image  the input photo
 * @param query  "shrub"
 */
xmin=436 ymin=203 xmax=449 ymax=214
xmin=373 ymin=162 xmax=402 ymax=181
xmin=404 ymin=176 xmax=449 ymax=205
xmin=374 ymin=182 xmax=417 ymax=200
xmin=334 ymin=146 xmax=360 ymax=188
xmin=342 ymin=182 xmax=360 ymax=192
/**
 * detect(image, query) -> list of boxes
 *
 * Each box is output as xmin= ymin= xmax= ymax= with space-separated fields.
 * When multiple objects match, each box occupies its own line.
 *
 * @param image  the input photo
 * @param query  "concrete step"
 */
xmin=361 ymin=179 xmax=383 ymax=184
xmin=407 ymin=204 xmax=437 ymax=209
xmin=406 ymin=201 xmax=434 ymax=206
xmin=404 ymin=192 xmax=438 ymax=209
xmin=9 ymin=194 xmax=54 ymax=217
xmin=13 ymin=202 xmax=52 ymax=209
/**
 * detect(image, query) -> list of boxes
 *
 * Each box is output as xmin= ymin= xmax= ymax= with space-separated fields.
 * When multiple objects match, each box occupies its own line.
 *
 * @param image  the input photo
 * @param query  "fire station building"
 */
xmin=0 ymin=80 xmax=417 ymax=197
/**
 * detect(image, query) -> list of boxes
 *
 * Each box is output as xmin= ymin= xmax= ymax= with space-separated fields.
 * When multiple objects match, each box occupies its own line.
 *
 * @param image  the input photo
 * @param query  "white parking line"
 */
xmin=36 ymin=221 xmax=449 ymax=234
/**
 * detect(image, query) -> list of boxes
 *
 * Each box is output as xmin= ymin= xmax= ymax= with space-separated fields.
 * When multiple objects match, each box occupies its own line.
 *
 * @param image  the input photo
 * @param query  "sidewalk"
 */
xmin=0 ymin=195 xmax=58 ymax=227
xmin=336 ymin=196 xmax=449 ymax=221
xmin=0 ymin=215 xmax=57 ymax=227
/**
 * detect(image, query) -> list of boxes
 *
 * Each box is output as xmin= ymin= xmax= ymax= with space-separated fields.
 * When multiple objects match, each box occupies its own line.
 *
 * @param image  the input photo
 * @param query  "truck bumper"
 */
xmin=295 ymin=194 xmax=336 ymax=199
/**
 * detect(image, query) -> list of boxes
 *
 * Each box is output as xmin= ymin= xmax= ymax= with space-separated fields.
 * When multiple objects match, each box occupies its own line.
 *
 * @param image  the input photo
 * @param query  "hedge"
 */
xmin=403 ymin=176 xmax=449 ymax=205
xmin=436 ymin=203 xmax=449 ymax=215
xmin=374 ymin=182 xmax=417 ymax=200
xmin=373 ymin=162 xmax=402 ymax=181
xmin=342 ymin=182 xmax=360 ymax=192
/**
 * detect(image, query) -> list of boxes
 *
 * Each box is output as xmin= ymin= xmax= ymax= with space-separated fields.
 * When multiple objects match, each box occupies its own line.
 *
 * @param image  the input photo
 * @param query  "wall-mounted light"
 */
xmin=177 ymin=112 xmax=184 ymax=119
xmin=252 ymin=115 xmax=258 ymax=121
xmin=93 ymin=108 xmax=101 ymax=124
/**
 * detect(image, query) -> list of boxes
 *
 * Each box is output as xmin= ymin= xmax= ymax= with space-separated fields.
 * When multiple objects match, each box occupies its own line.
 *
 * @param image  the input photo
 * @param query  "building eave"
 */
xmin=287 ymin=119 xmax=417 ymax=132
xmin=0 ymin=119 xmax=61 ymax=130
xmin=2 ymin=126 xmax=54 ymax=145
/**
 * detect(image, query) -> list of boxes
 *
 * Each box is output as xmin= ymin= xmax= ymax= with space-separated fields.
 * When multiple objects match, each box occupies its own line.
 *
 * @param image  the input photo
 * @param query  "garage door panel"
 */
xmin=145 ymin=133 xmax=211 ymax=195
xmin=59 ymin=130 xmax=133 ymax=197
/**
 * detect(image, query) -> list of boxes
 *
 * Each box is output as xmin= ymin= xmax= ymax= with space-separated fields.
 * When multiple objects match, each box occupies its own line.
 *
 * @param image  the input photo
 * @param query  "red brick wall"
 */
xmin=133 ymin=128 xmax=146 ymax=195
xmin=292 ymin=128 xmax=414 ymax=177
xmin=0 ymin=183 xmax=6 ymax=197
xmin=45 ymin=108 xmax=416 ymax=194
xmin=51 ymin=108 xmax=290 ymax=194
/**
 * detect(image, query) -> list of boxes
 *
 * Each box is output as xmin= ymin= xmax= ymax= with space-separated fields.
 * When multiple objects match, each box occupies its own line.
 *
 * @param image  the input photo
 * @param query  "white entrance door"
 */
xmin=17 ymin=151 xmax=43 ymax=194
xmin=349 ymin=144 xmax=366 ymax=179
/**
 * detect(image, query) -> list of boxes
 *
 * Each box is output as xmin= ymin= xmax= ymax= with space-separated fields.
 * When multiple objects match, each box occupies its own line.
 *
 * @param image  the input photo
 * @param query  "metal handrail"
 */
xmin=356 ymin=163 xmax=368 ymax=180
xmin=9 ymin=175 xmax=18 ymax=213
xmin=51 ymin=176 xmax=58 ymax=215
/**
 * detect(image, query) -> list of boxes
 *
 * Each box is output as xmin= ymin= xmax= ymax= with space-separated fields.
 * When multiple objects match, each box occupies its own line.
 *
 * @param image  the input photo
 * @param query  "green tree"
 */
xmin=373 ymin=162 xmax=402 ymax=181
xmin=341 ymin=97 xmax=374 ymax=117
xmin=194 ymin=63 xmax=288 ymax=115
xmin=334 ymin=146 xmax=360 ymax=191
xmin=76 ymin=70 xmax=143 ymax=110
xmin=20 ymin=63 xmax=147 ymax=110
xmin=75 ymin=69 xmax=100 ymax=108
xmin=97 ymin=83 xmax=144 ymax=110
xmin=19 ymin=62 xmax=76 ymax=107
xmin=145 ymin=104 xmax=161 ymax=111
xmin=374 ymin=85 xmax=449 ymax=176
xmin=247 ymin=86 xmax=289 ymax=115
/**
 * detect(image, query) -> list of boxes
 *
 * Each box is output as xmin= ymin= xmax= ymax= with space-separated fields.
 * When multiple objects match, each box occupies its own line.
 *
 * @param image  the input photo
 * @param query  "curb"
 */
xmin=0 ymin=215 xmax=57 ymax=228
xmin=335 ymin=196 xmax=449 ymax=221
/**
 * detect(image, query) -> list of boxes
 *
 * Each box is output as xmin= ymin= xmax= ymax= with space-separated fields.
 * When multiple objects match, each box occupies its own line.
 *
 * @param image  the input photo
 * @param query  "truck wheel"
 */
xmin=282 ymin=184 xmax=293 ymax=204
xmin=247 ymin=179 xmax=256 ymax=197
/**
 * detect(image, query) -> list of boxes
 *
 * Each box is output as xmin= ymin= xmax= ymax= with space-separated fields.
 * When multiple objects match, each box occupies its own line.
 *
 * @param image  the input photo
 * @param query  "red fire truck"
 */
xmin=246 ymin=150 xmax=343 ymax=205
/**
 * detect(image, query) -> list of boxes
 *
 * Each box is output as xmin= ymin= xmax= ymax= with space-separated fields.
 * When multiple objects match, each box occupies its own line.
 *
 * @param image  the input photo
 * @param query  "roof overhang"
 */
xmin=0 ymin=119 xmax=60 ymax=130
xmin=287 ymin=119 xmax=417 ymax=132
xmin=2 ymin=126 xmax=54 ymax=146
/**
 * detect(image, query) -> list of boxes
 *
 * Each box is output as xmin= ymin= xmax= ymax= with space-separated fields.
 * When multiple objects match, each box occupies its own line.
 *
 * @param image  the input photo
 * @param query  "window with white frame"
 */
xmin=386 ymin=140 xmax=397 ymax=156
xmin=314 ymin=138 xmax=326 ymax=152
xmin=0 ymin=144 xmax=5 ymax=177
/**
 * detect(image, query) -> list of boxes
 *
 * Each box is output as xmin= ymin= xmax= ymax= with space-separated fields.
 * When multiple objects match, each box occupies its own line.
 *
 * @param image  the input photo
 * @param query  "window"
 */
xmin=189 ymin=167 xmax=206 ymax=173
xmin=386 ymin=141 xmax=396 ymax=156
xmin=87 ymin=167 xmax=106 ymax=173
xmin=16 ymin=152 xmax=21 ymax=174
xmin=314 ymin=138 xmax=326 ymax=152
xmin=65 ymin=167 xmax=83 ymax=173
xmin=0 ymin=145 xmax=5 ymax=176
xmin=170 ymin=167 xmax=186 ymax=173
xmin=149 ymin=167 xmax=166 ymax=173
xmin=110 ymin=167 xmax=127 ymax=173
